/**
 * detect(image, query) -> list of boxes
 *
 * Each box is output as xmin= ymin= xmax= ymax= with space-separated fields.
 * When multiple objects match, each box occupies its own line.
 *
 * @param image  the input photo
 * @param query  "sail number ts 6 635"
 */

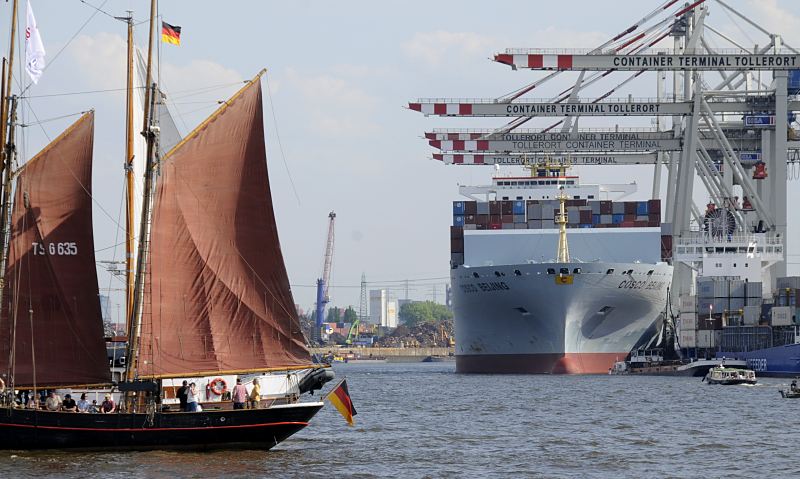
xmin=31 ymin=242 xmax=78 ymax=256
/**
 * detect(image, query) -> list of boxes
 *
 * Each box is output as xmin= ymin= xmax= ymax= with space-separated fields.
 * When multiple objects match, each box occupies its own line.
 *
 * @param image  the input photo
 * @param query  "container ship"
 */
xmin=450 ymin=161 xmax=673 ymax=374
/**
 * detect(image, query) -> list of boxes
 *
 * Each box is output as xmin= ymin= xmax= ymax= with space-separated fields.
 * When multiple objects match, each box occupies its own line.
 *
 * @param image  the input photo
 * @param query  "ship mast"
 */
xmin=0 ymin=0 xmax=18 ymax=340
xmin=554 ymin=161 xmax=570 ymax=263
xmin=124 ymin=0 xmax=158 ymax=392
xmin=120 ymin=11 xmax=135 ymax=333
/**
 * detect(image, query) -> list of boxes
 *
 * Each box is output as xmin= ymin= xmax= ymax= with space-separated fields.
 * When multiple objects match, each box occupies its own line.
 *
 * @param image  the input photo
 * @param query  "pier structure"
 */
xmin=409 ymin=0 xmax=800 ymax=298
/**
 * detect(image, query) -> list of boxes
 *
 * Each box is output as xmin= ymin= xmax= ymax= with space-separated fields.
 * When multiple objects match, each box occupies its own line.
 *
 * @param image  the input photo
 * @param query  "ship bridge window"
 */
xmin=560 ymin=267 xmax=569 ymax=275
xmin=573 ymin=196 xmax=580 ymax=200
xmin=514 ymin=269 xmax=522 ymax=276
xmin=587 ymin=194 xmax=594 ymax=198
xmin=547 ymin=268 xmax=556 ymax=275
xmin=568 ymin=181 xmax=576 ymax=185
xmin=573 ymin=268 xmax=581 ymax=274
xmin=472 ymin=272 xmax=480 ymax=278
xmin=606 ymin=268 xmax=614 ymax=274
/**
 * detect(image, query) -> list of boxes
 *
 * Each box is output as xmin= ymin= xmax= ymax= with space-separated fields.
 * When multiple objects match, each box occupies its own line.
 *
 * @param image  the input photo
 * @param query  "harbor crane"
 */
xmin=315 ymin=212 xmax=336 ymax=337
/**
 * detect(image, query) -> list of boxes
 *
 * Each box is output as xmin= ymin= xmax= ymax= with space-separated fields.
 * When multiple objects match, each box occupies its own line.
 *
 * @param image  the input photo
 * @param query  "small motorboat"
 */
xmin=703 ymin=366 xmax=757 ymax=385
xmin=780 ymin=380 xmax=800 ymax=398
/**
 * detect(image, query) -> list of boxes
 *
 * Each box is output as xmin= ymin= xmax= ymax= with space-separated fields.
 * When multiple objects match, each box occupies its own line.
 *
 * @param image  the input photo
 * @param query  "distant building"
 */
xmin=369 ymin=289 xmax=398 ymax=328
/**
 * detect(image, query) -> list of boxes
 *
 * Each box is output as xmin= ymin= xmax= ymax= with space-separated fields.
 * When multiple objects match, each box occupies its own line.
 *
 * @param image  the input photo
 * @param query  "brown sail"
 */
xmin=138 ymin=75 xmax=312 ymax=378
xmin=0 ymin=111 xmax=110 ymax=387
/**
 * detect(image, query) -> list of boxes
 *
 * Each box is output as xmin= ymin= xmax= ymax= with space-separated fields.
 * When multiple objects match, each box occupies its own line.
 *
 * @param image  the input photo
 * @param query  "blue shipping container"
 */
xmin=612 ymin=214 xmax=624 ymax=224
xmin=592 ymin=214 xmax=601 ymax=225
xmin=453 ymin=201 xmax=465 ymax=215
xmin=453 ymin=215 xmax=464 ymax=226
xmin=789 ymin=70 xmax=800 ymax=95
xmin=513 ymin=201 xmax=526 ymax=215
xmin=636 ymin=201 xmax=648 ymax=215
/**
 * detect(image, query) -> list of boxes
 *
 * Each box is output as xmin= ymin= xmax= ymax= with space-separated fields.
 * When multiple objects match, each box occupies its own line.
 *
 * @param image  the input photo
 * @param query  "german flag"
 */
xmin=326 ymin=379 xmax=357 ymax=426
xmin=161 ymin=22 xmax=181 ymax=45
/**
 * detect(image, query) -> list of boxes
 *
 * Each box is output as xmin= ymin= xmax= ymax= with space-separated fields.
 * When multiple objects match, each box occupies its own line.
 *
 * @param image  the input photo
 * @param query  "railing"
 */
xmin=500 ymin=48 xmax=796 ymax=55
xmin=674 ymin=232 xmax=783 ymax=246
xmin=413 ymin=96 xmax=751 ymax=104
xmin=430 ymin=127 xmax=662 ymax=134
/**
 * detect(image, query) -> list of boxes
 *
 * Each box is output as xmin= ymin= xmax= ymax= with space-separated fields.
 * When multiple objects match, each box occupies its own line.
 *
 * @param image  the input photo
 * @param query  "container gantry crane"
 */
xmin=315 ymin=212 xmax=336 ymax=337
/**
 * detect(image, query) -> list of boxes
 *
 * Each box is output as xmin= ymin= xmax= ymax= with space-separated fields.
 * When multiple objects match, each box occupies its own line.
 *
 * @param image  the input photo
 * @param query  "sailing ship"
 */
xmin=0 ymin=0 xmax=333 ymax=450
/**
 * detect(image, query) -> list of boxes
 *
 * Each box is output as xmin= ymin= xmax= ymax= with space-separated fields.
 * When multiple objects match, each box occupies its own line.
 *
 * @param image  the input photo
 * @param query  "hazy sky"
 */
xmin=2 ymin=0 xmax=799 ymax=321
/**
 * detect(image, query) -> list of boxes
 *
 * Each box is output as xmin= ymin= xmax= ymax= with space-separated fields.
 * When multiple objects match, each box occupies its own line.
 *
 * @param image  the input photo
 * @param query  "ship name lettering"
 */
xmin=476 ymin=281 xmax=510 ymax=292
xmin=618 ymin=280 xmax=666 ymax=290
xmin=460 ymin=284 xmax=479 ymax=293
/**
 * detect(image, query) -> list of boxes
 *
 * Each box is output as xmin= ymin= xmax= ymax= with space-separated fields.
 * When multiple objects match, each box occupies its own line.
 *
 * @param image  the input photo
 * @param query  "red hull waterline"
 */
xmin=456 ymin=353 xmax=624 ymax=374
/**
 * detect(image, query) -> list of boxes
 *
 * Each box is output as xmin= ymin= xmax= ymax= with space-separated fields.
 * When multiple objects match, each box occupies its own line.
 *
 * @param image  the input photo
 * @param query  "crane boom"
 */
xmin=315 ymin=211 xmax=336 ymax=334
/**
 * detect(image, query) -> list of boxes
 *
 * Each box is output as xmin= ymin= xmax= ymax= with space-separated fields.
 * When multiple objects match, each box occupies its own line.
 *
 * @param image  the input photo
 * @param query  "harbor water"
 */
xmin=0 ymin=362 xmax=797 ymax=478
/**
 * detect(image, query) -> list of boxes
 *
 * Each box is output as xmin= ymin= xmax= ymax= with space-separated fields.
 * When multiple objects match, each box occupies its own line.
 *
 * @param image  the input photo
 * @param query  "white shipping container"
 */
xmin=696 ymin=330 xmax=722 ymax=348
xmin=680 ymin=295 xmax=696 ymax=314
xmin=743 ymin=305 xmax=760 ymax=325
xmin=678 ymin=315 xmax=697 ymax=331
xmin=771 ymin=306 xmax=796 ymax=326
xmin=679 ymin=330 xmax=696 ymax=348
xmin=776 ymin=277 xmax=800 ymax=290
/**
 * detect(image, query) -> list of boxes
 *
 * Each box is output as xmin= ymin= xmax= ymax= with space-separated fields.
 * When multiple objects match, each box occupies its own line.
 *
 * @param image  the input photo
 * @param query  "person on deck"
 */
xmin=185 ymin=383 xmax=199 ymax=412
xmin=232 ymin=378 xmax=248 ymax=410
xmin=88 ymin=400 xmax=98 ymax=413
xmin=26 ymin=395 xmax=38 ymax=410
xmin=792 ymin=380 xmax=798 ymax=392
xmin=176 ymin=380 xmax=189 ymax=412
xmin=45 ymin=392 xmax=60 ymax=411
xmin=100 ymin=394 xmax=115 ymax=413
xmin=62 ymin=394 xmax=77 ymax=412
xmin=248 ymin=378 xmax=261 ymax=409
xmin=76 ymin=393 xmax=90 ymax=413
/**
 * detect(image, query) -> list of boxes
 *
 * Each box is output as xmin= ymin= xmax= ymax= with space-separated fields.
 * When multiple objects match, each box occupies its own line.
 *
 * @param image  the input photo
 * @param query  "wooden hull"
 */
xmin=0 ymin=402 xmax=323 ymax=450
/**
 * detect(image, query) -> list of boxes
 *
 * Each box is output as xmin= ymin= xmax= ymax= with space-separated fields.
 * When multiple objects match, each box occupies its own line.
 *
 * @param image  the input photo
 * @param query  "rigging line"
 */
xmin=78 ymin=0 xmax=118 ymax=21
xmin=95 ymin=239 xmax=127 ymax=254
xmin=20 ymin=99 xmax=126 ymax=234
xmin=23 ymin=87 xmax=138 ymax=99
xmin=167 ymin=82 xmax=247 ymax=100
xmin=265 ymin=74 xmax=301 ymax=206
xmin=18 ymin=0 xmax=111 ymax=98
xmin=19 ymin=111 xmax=88 ymax=128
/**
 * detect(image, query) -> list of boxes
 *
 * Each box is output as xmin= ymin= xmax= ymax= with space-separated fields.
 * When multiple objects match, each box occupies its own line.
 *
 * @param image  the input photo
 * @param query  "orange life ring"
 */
xmin=209 ymin=377 xmax=227 ymax=396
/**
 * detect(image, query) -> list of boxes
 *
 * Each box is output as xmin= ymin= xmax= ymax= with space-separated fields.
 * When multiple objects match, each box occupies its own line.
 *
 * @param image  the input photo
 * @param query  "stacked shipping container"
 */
xmin=453 ymin=199 xmax=661 ymax=230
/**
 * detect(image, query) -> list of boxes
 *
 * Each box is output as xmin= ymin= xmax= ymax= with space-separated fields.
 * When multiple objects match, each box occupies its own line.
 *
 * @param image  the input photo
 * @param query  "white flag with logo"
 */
xmin=25 ymin=0 xmax=46 ymax=84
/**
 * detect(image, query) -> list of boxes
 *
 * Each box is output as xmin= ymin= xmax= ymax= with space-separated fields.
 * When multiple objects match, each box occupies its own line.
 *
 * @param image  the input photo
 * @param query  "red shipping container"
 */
xmin=647 ymin=199 xmax=661 ymax=214
xmin=464 ymin=214 xmax=476 ymax=224
xmin=647 ymin=220 xmax=660 ymax=227
xmin=579 ymin=210 xmax=592 ymax=223
xmin=490 ymin=214 xmax=502 ymax=224
xmin=501 ymin=200 xmax=513 ymax=215
xmin=465 ymin=201 xmax=477 ymax=215
xmin=648 ymin=213 xmax=660 ymax=224
xmin=489 ymin=201 xmax=501 ymax=214
xmin=634 ymin=220 xmax=649 ymax=227
xmin=624 ymin=214 xmax=636 ymax=222
xmin=450 ymin=237 xmax=464 ymax=252
xmin=476 ymin=214 xmax=489 ymax=227
xmin=489 ymin=223 xmax=502 ymax=230
xmin=624 ymin=202 xmax=637 ymax=214
xmin=450 ymin=226 xmax=463 ymax=239
xmin=600 ymin=201 xmax=613 ymax=214
xmin=621 ymin=221 xmax=635 ymax=227
xmin=501 ymin=214 xmax=514 ymax=224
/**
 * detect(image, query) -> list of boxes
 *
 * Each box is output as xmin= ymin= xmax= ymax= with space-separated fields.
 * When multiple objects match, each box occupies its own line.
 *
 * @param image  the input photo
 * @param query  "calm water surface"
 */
xmin=0 ymin=362 xmax=797 ymax=478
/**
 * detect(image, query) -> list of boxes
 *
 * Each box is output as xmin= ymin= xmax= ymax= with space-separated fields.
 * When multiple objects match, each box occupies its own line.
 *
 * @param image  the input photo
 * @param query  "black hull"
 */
xmin=0 ymin=402 xmax=323 ymax=451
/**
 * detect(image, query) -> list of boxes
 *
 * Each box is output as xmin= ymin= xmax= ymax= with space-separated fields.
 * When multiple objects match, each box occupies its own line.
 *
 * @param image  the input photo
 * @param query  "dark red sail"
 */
xmin=138 ymin=76 xmax=312 ymax=378
xmin=0 ymin=112 xmax=110 ymax=387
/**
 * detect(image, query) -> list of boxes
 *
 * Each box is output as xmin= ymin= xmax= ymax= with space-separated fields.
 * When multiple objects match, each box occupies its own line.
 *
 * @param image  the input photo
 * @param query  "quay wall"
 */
xmin=310 ymin=347 xmax=454 ymax=362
